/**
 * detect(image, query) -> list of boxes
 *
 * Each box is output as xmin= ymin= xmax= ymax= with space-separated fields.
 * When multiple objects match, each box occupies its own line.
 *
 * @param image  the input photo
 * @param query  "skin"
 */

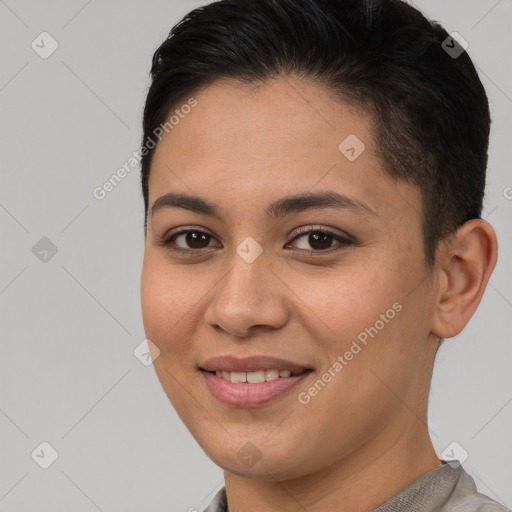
xmin=140 ymin=76 xmax=497 ymax=512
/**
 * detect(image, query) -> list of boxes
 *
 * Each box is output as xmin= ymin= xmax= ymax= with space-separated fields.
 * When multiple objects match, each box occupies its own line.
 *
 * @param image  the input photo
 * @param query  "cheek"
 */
xmin=319 ymin=280 xmax=433 ymax=408
xmin=302 ymin=268 xmax=392 ymax=345
xmin=140 ymin=255 xmax=205 ymax=409
xmin=141 ymin=260 xmax=168 ymax=339
xmin=309 ymin=258 xmax=430 ymax=375
xmin=140 ymin=253 xmax=200 ymax=355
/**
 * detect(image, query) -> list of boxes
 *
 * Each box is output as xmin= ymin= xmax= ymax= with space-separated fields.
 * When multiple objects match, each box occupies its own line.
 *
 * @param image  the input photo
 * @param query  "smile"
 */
xmin=211 ymin=369 xmax=303 ymax=383
xmin=199 ymin=355 xmax=314 ymax=407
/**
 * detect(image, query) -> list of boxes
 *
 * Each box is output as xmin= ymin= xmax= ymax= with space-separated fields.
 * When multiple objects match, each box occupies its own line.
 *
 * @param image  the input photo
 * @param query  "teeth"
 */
xmin=247 ymin=370 xmax=265 ymax=383
xmin=265 ymin=369 xmax=279 ymax=381
xmin=213 ymin=369 xmax=297 ymax=383
xmin=230 ymin=372 xmax=246 ymax=383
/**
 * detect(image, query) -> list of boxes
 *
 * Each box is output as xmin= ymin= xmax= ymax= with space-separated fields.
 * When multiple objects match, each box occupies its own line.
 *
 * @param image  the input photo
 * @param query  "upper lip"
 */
xmin=200 ymin=355 xmax=311 ymax=373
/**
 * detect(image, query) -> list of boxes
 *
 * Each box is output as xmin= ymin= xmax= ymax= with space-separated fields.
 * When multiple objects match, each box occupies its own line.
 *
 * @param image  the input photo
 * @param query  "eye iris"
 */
xmin=309 ymin=232 xmax=332 ymax=250
xmin=186 ymin=231 xmax=210 ymax=249
xmin=176 ymin=230 xmax=339 ymax=251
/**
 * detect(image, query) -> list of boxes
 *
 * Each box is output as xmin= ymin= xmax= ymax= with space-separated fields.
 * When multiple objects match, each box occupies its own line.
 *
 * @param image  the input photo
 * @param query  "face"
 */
xmin=140 ymin=76 xmax=440 ymax=480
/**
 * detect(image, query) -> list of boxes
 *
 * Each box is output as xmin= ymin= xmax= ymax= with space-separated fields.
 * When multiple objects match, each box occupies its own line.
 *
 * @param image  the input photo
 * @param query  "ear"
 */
xmin=430 ymin=219 xmax=498 ymax=339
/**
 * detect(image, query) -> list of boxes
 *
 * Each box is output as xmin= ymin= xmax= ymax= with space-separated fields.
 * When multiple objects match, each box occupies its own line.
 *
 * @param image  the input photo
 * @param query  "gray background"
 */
xmin=0 ymin=0 xmax=510 ymax=510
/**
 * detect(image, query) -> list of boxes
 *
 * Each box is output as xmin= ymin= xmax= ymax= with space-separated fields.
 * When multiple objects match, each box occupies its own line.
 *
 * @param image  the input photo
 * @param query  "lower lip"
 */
xmin=201 ymin=370 xmax=312 ymax=407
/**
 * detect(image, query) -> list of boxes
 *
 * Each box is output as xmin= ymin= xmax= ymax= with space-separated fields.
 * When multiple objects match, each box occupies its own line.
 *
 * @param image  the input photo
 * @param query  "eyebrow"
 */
xmin=150 ymin=190 xmax=377 ymax=219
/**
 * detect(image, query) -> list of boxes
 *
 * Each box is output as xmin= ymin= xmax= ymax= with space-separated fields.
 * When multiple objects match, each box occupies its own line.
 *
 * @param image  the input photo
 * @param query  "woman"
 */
xmin=139 ymin=0 xmax=508 ymax=510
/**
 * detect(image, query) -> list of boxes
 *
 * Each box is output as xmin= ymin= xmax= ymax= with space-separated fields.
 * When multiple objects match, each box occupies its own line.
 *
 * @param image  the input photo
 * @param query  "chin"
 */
xmin=197 ymin=435 xmax=311 ymax=481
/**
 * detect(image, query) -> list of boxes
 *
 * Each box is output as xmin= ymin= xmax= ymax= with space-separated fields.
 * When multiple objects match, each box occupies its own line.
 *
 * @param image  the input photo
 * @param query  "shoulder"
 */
xmin=457 ymin=494 xmax=511 ymax=512
xmin=441 ymin=467 xmax=511 ymax=512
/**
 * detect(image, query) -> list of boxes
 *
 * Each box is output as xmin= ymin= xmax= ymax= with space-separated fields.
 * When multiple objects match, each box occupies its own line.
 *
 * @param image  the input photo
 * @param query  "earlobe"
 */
xmin=430 ymin=219 xmax=497 ymax=339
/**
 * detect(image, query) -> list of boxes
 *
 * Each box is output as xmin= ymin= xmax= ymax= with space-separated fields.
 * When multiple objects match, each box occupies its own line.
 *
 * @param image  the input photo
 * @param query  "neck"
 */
xmin=223 ymin=422 xmax=442 ymax=512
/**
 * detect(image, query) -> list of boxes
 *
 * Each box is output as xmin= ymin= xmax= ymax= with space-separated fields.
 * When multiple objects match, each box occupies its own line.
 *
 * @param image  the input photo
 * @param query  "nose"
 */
xmin=203 ymin=250 xmax=289 ymax=338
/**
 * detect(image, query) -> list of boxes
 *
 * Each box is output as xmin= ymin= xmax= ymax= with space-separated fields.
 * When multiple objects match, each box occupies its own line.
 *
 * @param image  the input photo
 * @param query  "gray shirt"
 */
xmin=202 ymin=461 xmax=510 ymax=512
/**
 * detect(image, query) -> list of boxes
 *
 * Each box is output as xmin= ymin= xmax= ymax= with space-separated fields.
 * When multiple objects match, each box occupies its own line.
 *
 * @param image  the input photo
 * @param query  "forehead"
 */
xmin=155 ymin=76 xmax=374 ymax=159
xmin=148 ymin=76 xmax=422 ymax=225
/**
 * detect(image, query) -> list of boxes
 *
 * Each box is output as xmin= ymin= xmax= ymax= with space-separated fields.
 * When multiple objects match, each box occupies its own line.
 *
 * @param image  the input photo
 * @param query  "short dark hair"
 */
xmin=140 ymin=0 xmax=490 ymax=265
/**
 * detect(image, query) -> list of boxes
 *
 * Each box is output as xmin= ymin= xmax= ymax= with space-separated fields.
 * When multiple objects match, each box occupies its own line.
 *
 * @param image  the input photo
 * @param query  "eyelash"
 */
xmin=156 ymin=226 xmax=354 ymax=255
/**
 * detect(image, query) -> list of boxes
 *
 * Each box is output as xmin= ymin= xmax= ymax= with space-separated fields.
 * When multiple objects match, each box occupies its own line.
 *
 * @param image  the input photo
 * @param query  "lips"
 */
xmin=199 ymin=355 xmax=313 ymax=407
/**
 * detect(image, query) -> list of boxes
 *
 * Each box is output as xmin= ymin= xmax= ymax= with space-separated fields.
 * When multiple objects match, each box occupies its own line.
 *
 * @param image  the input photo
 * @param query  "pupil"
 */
xmin=310 ymin=233 xmax=332 ymax=250
xmin=187 ymin=232 xmax=210 ymax=249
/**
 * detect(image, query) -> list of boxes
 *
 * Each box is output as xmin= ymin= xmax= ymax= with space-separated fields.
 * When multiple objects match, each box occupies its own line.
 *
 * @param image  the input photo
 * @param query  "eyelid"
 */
xmin=157 ymin=225 xmax=354 ymax=254
xmin=155 ymin=225 xmax=220 ymax=252
xmin=290 ymin=224 xmax=354 ymax=243
xmin=161 ymin=225 xmax=216 ymax=241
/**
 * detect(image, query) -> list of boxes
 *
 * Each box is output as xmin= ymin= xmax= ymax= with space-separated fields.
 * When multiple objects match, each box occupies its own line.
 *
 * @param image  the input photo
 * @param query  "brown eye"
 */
xmin=158 ymin=229 xmax=221 ymax=252
xmin=183 ymin=231 xmax=212 ymax=249
xmin=287 ymin=228 xmax=353 ymax=253
xmin=306 ymin=232 xmax=334 ymax=250
xmin=158 ymin=227 xmax=352 ymax=255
